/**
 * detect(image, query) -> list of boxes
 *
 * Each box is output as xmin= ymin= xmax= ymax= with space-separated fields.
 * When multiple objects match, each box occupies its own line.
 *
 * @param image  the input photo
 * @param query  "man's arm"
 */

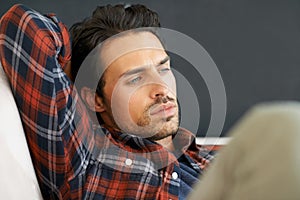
xmin=0 ymin=4 xmax=93 ymax=198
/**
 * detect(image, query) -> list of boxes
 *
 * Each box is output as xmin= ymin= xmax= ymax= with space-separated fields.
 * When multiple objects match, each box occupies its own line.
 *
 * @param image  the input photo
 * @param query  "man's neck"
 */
xmin=155 ymin=135 xmax=175 ymax=151
xmin=100 ymin=123 xmax=176 ymax=151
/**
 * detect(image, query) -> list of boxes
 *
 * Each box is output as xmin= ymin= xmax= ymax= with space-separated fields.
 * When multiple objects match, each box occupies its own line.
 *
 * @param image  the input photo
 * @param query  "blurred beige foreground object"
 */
xmin=0 ymin=63 xmax=43 ymax=199
xmin=189 ymin=102 xmax=300 ymax=200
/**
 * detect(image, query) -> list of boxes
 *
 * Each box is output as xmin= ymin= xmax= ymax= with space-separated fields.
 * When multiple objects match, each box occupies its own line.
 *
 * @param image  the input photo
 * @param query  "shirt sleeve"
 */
xmin=0 ymin=4 xmax=94 ymax=198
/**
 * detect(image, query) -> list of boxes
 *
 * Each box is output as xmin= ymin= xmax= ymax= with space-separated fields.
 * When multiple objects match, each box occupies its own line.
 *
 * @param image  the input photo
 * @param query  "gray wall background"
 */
xmin=1 ymin=0 xmax=300 ymax=137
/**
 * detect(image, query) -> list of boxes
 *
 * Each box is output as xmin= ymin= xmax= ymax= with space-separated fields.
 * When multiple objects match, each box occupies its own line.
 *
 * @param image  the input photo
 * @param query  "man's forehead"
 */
xmin=99 ymin=31 xmax=165 ymax=70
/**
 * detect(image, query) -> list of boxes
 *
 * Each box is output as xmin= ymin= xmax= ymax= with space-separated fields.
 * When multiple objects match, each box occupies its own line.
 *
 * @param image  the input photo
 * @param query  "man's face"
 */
xmin=99 ymin=31 xmax=179 ymax=140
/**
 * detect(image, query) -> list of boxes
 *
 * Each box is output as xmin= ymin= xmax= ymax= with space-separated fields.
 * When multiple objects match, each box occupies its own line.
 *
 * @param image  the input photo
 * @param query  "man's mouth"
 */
xmin=149 ymin=102 xmax=177 ymax=118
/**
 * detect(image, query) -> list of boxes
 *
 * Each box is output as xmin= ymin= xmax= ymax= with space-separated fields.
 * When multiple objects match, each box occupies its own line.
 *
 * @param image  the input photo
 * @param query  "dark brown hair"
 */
xmin=69 ymin=4 xmax=161 ymax=97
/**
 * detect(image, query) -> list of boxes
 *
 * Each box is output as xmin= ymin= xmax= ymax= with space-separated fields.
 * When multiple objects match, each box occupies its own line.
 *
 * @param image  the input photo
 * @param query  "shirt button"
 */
xmin=125 ymin=158 xmax=133 ymax=166
xmin=172 ymin=172 xmax=178 ymax=180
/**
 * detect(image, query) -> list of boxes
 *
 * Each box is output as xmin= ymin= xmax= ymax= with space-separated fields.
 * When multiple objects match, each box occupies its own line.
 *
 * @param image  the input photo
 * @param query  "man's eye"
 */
xmin=159 ymin=68 xmax=171 ymax=74
xmin=128 ymin=77 xmax=142 ymax=85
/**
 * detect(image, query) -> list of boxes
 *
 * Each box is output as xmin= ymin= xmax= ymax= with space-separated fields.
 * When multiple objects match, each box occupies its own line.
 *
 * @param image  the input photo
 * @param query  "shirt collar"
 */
xmin=91 ymin=125 xmax=199 ymax=171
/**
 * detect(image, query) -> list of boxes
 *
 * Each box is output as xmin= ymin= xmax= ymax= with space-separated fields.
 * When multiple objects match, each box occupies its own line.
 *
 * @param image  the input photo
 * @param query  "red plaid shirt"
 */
xmin=0 ymin=4 xmax=213 ymax=200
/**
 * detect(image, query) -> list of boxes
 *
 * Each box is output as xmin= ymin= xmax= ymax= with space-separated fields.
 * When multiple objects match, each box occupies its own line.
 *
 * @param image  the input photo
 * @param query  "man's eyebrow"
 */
xmin=121 ymin=66 xmax=148 ymax=78
xmin=120 ymin=56 xmax=170 ymax=78
xmin=157 ymin=56 xmax=170 ymax=66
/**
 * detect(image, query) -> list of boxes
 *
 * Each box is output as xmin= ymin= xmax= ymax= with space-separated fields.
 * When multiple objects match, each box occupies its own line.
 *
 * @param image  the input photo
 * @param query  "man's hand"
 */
xmin=63 ymin=61 xmax=74 ymax=81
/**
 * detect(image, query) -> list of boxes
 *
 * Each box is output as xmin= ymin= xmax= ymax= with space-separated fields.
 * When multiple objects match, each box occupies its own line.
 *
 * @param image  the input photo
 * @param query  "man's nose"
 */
xmin=150 ymin=83 xmax=169 ymax=99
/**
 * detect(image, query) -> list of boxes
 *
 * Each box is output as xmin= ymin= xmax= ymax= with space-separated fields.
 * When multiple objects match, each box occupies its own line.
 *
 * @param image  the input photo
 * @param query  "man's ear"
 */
xmin=80 ymin=87 xmax=106 ymax=112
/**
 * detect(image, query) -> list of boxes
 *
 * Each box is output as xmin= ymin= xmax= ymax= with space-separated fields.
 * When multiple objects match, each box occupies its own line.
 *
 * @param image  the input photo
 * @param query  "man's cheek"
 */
xmin=129 ymin=97 xmax=143 ymax=120
xmin=163 ymin=74 xmax=177 ymax=93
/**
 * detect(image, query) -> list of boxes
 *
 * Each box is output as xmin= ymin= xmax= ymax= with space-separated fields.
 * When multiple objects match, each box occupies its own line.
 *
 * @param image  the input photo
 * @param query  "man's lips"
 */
xmin=149 ymin=102 xmax=177 ymax=117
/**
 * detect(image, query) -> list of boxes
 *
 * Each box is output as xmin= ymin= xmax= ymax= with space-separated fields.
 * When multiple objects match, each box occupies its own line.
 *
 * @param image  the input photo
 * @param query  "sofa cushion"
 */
xmin=0 ymin=62 xmax=42 ymax=199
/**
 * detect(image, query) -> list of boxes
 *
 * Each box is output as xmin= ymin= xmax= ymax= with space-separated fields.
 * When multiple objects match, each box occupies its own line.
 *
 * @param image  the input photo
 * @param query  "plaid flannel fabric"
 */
xmin=0 ymin=4 xmax=213 ymax=199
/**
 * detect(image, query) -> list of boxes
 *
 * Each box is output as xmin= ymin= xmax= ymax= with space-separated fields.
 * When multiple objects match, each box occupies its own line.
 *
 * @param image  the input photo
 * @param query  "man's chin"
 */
xmin=146 ymin=123 xmax=179 ymax=141
xmin=118 ymin=114 xmax=179 ymax=140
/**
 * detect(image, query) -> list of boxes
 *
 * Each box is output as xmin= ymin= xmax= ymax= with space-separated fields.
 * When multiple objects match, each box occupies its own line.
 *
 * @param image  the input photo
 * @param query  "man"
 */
xmin=0 ymin=4 xmax=212 ymax=199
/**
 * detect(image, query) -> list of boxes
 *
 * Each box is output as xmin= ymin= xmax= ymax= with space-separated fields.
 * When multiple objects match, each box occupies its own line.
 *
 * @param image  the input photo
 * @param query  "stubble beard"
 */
xmin=136 ymin=96 xmax=180 ymax=141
